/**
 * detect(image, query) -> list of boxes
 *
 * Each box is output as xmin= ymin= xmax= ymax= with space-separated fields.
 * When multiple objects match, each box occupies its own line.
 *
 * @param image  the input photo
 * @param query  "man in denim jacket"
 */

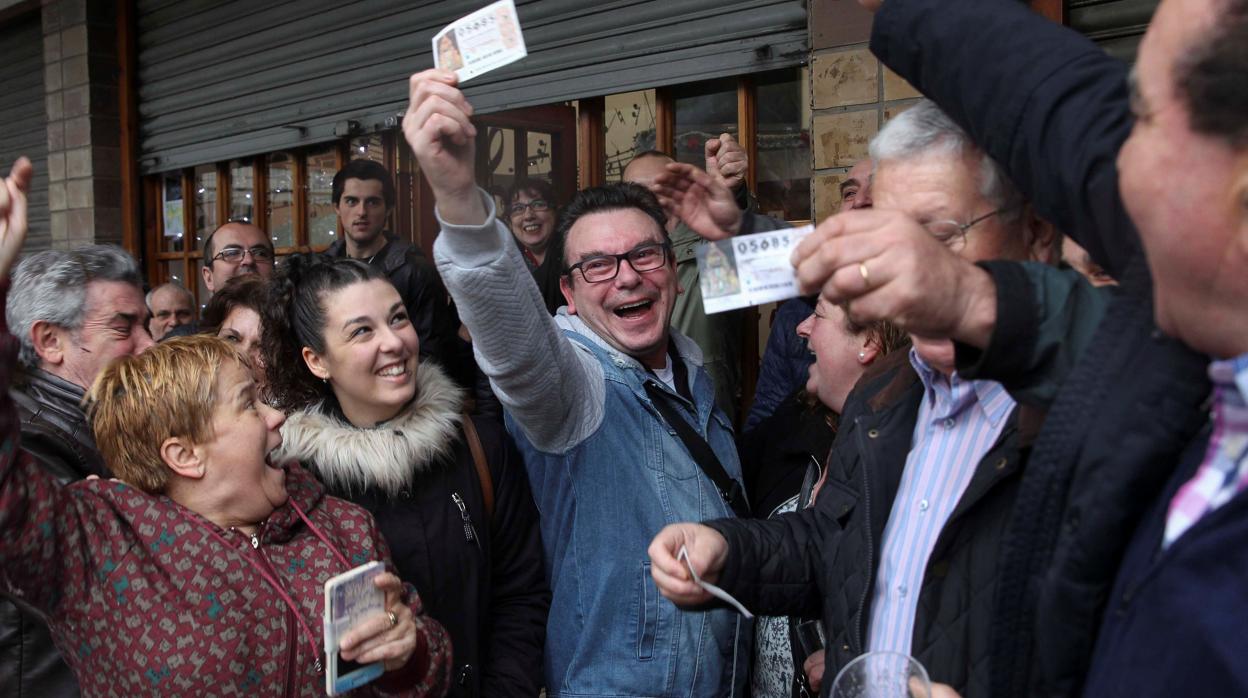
xmin=405 ymin=69 xmax=751 ymax=697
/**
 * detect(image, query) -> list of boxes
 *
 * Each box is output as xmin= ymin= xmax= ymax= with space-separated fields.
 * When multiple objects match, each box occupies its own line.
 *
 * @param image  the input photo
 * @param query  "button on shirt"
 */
xmin=1163 ymin=353 xmax=1248 ymax=548
xmin=867 ymin=350 xmax=1016 ymax=655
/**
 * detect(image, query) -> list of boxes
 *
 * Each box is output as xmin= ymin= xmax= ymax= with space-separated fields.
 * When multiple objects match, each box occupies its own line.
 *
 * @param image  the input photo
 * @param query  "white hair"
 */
xmin=7 ymin=245 xmax=143 ymax=369
xmin=145 ymin=282 xmax=194 ymax=311
xmin=868 ymin=100 xmax=1024 ymax=218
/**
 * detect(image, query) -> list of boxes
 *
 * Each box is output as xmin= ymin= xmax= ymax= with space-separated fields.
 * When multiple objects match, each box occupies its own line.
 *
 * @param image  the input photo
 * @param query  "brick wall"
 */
xmin=807 ymin=0 xmax=921 ymax=221
xmin=42 ymin=0 xmax=123 ymax=248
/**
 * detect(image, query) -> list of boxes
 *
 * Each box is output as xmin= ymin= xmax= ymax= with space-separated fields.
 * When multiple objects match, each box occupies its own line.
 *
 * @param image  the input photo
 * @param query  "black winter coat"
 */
xmin=870 ymin=2 xmax=1213 ymax=695
xmin=0 ymin=369 xmax=107 ymax=698
xmin=276 ymin=363 xmax=549 ymax=697
xmin=707 ymin=350 xmax=1041 ymax=698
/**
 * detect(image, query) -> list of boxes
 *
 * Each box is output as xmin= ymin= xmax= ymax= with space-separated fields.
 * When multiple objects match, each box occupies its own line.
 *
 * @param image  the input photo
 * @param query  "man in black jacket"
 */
xmin=760 ymin=0 xmax=1244 ymax=695
xmin=325 ymin=159 xmax=473 ymax=389
xmin=648 ymin=99 xmax=1059 ymax=697
xmin=1 ymin=244 xmax=154 ymax=697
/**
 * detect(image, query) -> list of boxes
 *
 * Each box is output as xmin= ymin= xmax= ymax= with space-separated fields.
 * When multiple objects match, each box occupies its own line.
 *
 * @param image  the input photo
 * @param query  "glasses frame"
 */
xmin=210 ymin=244 xmax=276 ymax=265
xmin=923 ymin=204 xmax=1022 ymax=248
xmin=564 ymin=241 xmax=672 ymax=284
xmin=508 ymin=199 xmax=551 ymax=217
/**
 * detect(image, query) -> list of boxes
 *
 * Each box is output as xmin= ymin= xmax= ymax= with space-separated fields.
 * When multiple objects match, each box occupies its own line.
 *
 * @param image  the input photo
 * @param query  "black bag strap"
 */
xmin=643 ymin=382 xmax=750 ymax=518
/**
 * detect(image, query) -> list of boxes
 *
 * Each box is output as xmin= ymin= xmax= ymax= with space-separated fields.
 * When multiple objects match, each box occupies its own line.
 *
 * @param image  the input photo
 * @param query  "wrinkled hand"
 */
xmin=804 ymin=650 xmax=826 ymax=693
xmin=402 ymin=69 xmax=486 ymax=225
xmin=790 ymin=208 xmax=997 ymax=348
xmin=705 ymin=133 xmax=747 ymax=193
xmin=0 ymin=158 xmax=33 ymax=281
xmin=650 ymin=162 xmax=743 ymax=240
xmin=648 ymin=523 xmax=728 ymax=606
xmin=338 ymin=572 xmax=419 ymax=672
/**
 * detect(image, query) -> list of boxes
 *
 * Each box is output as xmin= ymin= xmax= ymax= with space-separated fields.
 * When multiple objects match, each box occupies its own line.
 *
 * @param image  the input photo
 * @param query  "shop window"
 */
xmin=755 ymin=68 xmax=811 ymax=222
xmin=603 ymin=89 xmax=657 ymax=183
xmin=229 ymin=159 xmax=255 ymax=224
xmin=192 ymin=165 xmax=218 ymax=250
xmin=266 ymin=152 xmax=296 ymax=249
xmin=306 ymin=146 xmax=339 ymax=248
xmin=672 ymin=77 xmax=739 ymax=167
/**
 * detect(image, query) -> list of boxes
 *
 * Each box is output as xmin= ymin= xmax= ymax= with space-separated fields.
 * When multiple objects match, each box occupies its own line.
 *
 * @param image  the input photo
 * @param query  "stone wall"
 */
xmin=42 ymin=0 xmax=122 ymax=248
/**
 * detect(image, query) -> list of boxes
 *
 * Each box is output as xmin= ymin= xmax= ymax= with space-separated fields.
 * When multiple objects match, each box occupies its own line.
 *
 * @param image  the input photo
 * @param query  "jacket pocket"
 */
xmin=636 ymin=561 xmax=658 ymax=660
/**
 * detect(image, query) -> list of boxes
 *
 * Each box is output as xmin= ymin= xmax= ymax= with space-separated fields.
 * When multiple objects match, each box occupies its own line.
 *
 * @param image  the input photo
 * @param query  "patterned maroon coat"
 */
xmin=0 ymin=318 xmax=451 ymax=696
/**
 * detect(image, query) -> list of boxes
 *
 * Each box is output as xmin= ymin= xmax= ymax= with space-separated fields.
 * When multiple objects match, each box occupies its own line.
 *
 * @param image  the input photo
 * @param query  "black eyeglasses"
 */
xmin=211 ymin=245 xmax=275 ymax=265
xmin=564 ymin=241 xmax=671 ymax=283
xmin=923 ymin=204 xmax=1021 ymax=251
xmin=508 ymin=199 xmax=550 ymax=216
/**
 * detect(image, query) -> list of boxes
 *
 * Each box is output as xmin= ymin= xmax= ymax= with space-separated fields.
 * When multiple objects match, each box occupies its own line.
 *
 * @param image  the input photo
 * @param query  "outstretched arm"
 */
xmin=867 ymin=0 xmax=1138 ymax=277
xmin=406 ymin=70 xmax=603 ymax=452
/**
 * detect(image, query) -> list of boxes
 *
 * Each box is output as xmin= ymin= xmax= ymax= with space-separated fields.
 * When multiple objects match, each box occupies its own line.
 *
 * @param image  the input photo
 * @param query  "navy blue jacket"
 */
xmin=871 ymin=1 xmax=1227 ymax=696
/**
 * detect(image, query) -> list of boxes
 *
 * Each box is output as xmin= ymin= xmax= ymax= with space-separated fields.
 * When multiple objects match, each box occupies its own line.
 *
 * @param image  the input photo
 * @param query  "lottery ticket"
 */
xmin=678 ymin=545 xmax=754 ymax=619
xmin=695 ymin=224 xmax=815 ymax=314
xmin=432 ymin=0 xmax=527 ymax=83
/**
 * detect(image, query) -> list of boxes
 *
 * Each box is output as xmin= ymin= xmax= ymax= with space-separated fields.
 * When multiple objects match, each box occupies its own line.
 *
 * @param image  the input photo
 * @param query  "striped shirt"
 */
xmin=1163 ymin=353 xmax=1248 ymax=548
xmin=866 ymin=350 xmax=1016 ymax=655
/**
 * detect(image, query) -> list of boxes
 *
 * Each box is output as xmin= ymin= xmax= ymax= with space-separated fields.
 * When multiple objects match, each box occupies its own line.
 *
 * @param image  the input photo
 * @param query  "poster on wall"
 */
xmin=162 ymin=177 xmax=184 ymax=239
xmin=432 ymin=0 xmax=527 ymax=83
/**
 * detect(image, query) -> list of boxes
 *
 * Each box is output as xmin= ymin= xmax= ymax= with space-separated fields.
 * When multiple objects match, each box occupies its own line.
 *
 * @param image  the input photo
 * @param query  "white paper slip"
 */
xmin=432 ymin=0 xmax=527 ymax=83
xmin=695 ymin=224 xmax=816 ymax=314
xmin=324 ymin=561 xmax=387 ymax=696
xmin=678 ymin=545 xmax=754 ymax=619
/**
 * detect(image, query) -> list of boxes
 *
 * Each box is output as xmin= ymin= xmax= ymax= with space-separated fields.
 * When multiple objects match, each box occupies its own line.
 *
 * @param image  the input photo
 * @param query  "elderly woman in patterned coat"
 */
xmin=0 ymin=157 xmax=451 ymax=697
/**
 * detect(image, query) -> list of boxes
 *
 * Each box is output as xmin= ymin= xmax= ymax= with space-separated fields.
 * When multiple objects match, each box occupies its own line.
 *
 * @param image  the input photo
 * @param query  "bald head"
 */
xmin=201 ymin=222 xmax=274 ymax=293
xmin=147 ymin=283 xmax=195 ymax=340
xmin=622 ymin=151 xmax=675 ymax=190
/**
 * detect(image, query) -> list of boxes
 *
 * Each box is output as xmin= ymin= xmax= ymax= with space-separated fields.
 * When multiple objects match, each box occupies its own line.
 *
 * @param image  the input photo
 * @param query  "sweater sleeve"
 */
xmin=870 ymin=0 xmax=1139 ymax=278
xmin=433 ymin=190 xmax=604 ymax=453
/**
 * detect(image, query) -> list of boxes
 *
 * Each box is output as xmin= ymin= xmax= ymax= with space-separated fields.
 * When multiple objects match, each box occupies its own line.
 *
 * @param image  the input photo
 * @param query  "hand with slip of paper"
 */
xmin=335 ymin=571 xmax=421 ymax=671
xmin=648 ymin=522 xmax=752 ymax=615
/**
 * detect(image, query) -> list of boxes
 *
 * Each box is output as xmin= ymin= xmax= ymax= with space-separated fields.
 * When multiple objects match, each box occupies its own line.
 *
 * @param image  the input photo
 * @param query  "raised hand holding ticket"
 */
xmin=696 ymin=224 xmax=815 ymax=314
xmin=432 ymin=0 xmax=528 ymax=83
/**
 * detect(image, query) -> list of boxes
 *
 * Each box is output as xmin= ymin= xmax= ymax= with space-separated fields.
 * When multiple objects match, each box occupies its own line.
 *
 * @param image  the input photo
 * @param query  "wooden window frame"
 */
xmin=145 ymin=146 xmax=346 ymax=307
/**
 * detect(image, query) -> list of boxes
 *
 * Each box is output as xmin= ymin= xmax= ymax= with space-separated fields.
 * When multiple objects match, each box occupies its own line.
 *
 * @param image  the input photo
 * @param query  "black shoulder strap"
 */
xmin=643 ymin=382 xmax=750 ymax=518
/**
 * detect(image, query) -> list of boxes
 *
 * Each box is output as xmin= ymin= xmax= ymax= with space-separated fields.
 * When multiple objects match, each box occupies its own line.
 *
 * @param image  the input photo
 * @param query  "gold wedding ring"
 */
xmin=857 ymin=262 xmax=870 ymax=287
xmin=388 ymin=610 xmax=399 ymax=628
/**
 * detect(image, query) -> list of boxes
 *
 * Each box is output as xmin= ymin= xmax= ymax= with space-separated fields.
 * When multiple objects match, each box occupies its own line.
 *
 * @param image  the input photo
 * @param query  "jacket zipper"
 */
xmin=246 ymin=530 xmax=302 ymax=698
xmin=851 ymin=419 xmax=874 ymax=654
xmin=452 ymin=492 xmax=482 ymax=552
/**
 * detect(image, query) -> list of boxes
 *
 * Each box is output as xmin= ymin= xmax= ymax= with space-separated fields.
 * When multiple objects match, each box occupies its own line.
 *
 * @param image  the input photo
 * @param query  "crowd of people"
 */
xmin=0 ymin=0 xmax=1243 ymax=695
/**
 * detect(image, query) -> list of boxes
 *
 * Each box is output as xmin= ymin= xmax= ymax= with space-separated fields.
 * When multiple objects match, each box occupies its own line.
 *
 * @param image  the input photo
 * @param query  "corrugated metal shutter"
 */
xmin=1069 ymin=0 xmax=1159 ymax=62
xmin=0 ymin=12 xmax=51 ymax=252
xmin=136 ymin=0 xmax=807 ymax=174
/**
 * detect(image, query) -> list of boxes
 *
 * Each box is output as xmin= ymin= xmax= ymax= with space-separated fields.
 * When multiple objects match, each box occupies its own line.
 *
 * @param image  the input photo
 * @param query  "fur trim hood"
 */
xmin=274 ymin=361 xmax=465 ymax=497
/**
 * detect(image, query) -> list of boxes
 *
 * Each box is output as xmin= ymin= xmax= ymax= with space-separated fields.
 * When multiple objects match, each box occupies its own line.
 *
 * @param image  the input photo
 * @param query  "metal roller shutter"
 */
xmin=1069 ymin=0 xmax=1159 ymax=62
xmin=136 ymin=0 xmax=807 ymax=174
xmin=0 ymin=12 xmax=51 ymax=252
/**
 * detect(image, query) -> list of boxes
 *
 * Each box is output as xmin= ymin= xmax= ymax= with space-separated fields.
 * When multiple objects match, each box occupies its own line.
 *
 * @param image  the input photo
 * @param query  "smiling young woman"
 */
xmin=261 ymin=254 xmax=549 ymax=696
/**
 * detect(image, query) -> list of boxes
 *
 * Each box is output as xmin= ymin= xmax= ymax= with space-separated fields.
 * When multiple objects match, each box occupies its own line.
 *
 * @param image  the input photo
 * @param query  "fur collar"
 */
xmin=274 ymin=362 xmax=464 ymax=497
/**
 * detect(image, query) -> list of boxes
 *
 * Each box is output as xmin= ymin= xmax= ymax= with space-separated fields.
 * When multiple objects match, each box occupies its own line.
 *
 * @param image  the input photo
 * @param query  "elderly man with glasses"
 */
xmin=405 ymin=68 xmax=752 ymax=697
xmin=200 ymin=221 xmax=275 ymax=295
xmin=650 ymin=100 xmax=1064 ymax=698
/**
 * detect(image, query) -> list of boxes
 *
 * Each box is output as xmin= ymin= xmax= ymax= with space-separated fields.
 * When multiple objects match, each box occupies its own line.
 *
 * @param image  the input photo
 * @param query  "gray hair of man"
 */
xmin=868 ymin=99 xmax=1026 ymax=225
xmin=6 ymin=245 xmax=143 ymax=369
xmin=145 ymin=281 xmax=194 ymax=310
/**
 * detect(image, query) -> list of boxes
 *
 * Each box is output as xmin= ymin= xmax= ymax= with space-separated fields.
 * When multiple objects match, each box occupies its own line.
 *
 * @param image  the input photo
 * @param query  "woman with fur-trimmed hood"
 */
xmin=263 ymin=254 xmax=549 ymax=697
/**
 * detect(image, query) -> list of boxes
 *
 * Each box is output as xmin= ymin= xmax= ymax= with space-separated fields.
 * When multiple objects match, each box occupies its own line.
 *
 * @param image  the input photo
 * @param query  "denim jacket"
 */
xmin=508 ymin=325 xmax=750 ymax=697
xmin=433 ymin=194 xmax=750 ymax=696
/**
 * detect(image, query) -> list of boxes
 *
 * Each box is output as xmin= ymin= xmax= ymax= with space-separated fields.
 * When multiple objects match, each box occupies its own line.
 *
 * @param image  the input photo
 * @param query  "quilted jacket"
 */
xmin=0 ymin=299 xmax=452 ymax=697
xmin=707 ymin=349 xmax=1041 ymax=698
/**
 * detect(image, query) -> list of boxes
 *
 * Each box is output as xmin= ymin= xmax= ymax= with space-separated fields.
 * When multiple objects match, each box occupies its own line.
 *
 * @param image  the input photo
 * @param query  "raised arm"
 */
xmin=0 ymin=158 xmax=91 ymax=614
xmin=869 ymin=0 xmax=1138 ymax=277
xmin=403 ymin=70 xmax=603 ymax=451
